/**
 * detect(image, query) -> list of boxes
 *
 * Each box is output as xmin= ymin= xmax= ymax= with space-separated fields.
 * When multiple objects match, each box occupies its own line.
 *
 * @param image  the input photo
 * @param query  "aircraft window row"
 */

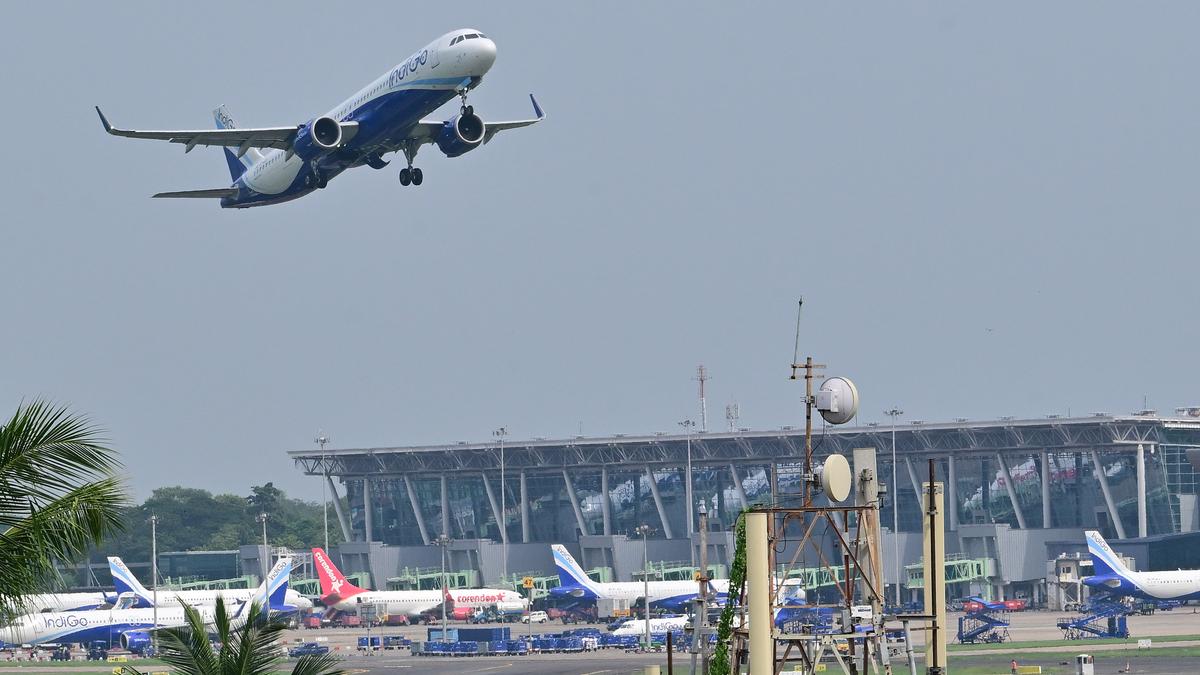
xmin=450 ymin=33 xmax=486 ymax=46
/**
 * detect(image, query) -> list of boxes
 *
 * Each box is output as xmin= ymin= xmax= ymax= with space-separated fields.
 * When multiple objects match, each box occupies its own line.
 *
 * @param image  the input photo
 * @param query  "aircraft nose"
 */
xmin=473 ymin=37 xmax=497 ymax=71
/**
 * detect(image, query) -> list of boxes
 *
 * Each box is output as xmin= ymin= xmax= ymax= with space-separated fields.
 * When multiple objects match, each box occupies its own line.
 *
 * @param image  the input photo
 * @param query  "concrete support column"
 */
xmin=326 ymin=475 xmax=353 ymax=543
xmin=362 ymin=478 xmax=375 ymax=542
xmin=646 ymin=466 xmax=674 ymax=539
xmin=996 ymin=453 xmax=1028 ymax=529
xmin=730 ymin=464 xmax=749 ymax=508
xmin=563 ymin=469 xmax=587 ymax=536
xmin=520 ymin=471 xmax=531 ymax=543
xmin=1041 ymin=451 xmax=1052 ymax=529
xmin=1137 ymin=444 xmax=1148 ymax=538
xmin=402 ymin=475 xmax=430 ymax=545
xmin=746 ymin=512 xmax=771 ymax=675
xmin=947 ymin=455 xmax=959 ymax=531
xmin=1091 ymin=450 xmax=1127 ymax=539
xmin=440 ymin=474 xmax=450 ymax=536
xmin=481 ymin=472 xmax=508 ymax=544
xmin=601 ymin=466 xmax=613 ymax=536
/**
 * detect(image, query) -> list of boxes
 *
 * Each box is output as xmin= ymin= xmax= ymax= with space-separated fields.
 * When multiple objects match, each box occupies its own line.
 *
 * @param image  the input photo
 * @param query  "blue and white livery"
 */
xmin=96 ymin=29 xmax=543 ymax=208
xmin=108 ymin=556 xmax=311 ymax=612
xmin=3 ymin=558 xmax=292 ymax=648
xmin=548 ymin=545 xmax=729 ymax=611
xmin=1081 ymin=530 xmax=1200 ymax=601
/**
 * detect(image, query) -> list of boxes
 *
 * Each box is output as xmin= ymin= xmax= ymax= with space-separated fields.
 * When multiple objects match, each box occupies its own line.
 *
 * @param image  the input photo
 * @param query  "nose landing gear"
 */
xmin=398 ymin=140 xmax=423 ymax=186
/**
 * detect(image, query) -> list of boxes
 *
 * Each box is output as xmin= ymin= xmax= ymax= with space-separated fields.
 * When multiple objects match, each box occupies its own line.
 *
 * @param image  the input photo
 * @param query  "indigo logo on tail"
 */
xmin=551 ymin=545 xmax=598 ymax=592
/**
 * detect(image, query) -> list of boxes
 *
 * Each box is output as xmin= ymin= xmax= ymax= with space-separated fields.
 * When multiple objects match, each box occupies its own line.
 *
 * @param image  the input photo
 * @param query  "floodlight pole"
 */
xmin=436 ymin=533 xmax=451 ymax=638
xmin=679 ymin=419 xmax=696 ymax=564
xmin=316 ymin=431 xmax=330 ymax=553
xmin=494 ymin=427 xmax=508 ymax=583
xmin=635 ymin=524 xmax=653 ymax=650
xmin=257 ymin=512 xmax=270 ymax=582
xmin=885 ymin=407 xmax=904 ymax=607
xmin=150 ymin=514 xmax=158 ymax=651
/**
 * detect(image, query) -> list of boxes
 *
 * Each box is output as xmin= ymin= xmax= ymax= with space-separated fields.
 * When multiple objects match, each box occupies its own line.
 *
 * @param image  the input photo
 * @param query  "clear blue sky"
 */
xmin=3 ymin=3 xmax=1198 ymax=500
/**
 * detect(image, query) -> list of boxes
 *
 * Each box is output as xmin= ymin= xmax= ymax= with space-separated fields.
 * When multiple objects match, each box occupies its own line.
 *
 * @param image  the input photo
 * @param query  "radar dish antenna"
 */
xmin=816 ymin=454 xmax=852 ymax=503
xmin=816 ymin=376 xmax=859 ymax=425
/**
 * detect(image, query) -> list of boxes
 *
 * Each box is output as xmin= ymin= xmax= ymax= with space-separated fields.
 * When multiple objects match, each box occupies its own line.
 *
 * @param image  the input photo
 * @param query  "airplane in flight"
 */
xmin=108 ymin=556 xmax=312 ymax=612
xmin=3 ymin=558 xmax=292 ymax=649
xmin=548 ymin=545 xmax=730 ymax=611
xmin=1082 ymin=530 xmax=1200 ymax=601
xmin=96 ymin=28 xmax=543 ymax=208
xmin=312 ymin=548 xmax=525 ymax=621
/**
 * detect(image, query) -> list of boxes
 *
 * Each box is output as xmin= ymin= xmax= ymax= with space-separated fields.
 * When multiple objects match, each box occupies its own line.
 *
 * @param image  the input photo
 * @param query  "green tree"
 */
xmin=128 ymin=599 xmax=341 ymax=675
xmin=0 ymin=401 xmax=126 ymax=619
xmin=246 ymin=483 xmax=283 ymax=514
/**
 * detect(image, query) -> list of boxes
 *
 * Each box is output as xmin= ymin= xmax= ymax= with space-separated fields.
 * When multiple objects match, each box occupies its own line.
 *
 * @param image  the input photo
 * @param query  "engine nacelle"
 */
xmin=435 ymin=112 xmax=486 ymax=157
xmin=292 ymin=116 xmax=343 ymax=160
xmin=121 ymin=630 xmax=152 ymax=653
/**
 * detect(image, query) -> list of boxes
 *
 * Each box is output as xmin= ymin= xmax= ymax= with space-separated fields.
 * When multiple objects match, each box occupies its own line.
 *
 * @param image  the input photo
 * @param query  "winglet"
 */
xmin=529 ymin=94 xmax=544 ymax=120
xmin=95 ymin=106 xmax=115 ymax=134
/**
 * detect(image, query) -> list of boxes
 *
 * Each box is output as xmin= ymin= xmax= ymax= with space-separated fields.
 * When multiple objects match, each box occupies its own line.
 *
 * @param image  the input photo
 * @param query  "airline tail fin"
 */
xmin=550 ymin=544 xmax=598 ymax=591
xmin=1085 ymin=530 xmax=1131 ymax=577
xmin=311 ymin=547 xmax=366 ymax=600
xmin=213 ymin=104 xmax=263 ymax=180
xmin=108 ymin=556 xmax=153 ymax=606
xmin=250 ymin=557 xmax=292 ymax=612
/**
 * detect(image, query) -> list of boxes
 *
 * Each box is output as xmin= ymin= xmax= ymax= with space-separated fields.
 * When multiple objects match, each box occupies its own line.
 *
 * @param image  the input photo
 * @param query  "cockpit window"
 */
xmin=450 ymin=36 xmax=460 ymax=46
xmin=465 ymin=33 xmax=478 ymax=40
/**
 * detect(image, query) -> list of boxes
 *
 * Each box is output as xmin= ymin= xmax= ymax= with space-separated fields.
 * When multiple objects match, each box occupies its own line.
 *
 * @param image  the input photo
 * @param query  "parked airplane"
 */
xmin=3 ymin=558 xmax=292 ymax=648
xmin=1082 ymin=530 xmax=1200 ymax=601
xmin=96 ymin=29 xmax=542 ymax=208
xmin=611 ymin=615 xmax=688 ymax=637
xmin=311 ymin=548 xmax=525 ymax=621
xmin=108 ymin=556 xmax=311 ymax=612
xmin=16 ymin=592 xmax=116 ymax=614
xmin=548 ymin=545 xmax=730 ymax=611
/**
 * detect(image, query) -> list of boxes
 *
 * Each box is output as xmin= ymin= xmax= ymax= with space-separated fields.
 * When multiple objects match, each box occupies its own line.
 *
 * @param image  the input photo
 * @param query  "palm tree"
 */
xmin=0 ymin=400 xmax=126 ymax=620
xmin=129 ymin=599 xmax=342 ymax=675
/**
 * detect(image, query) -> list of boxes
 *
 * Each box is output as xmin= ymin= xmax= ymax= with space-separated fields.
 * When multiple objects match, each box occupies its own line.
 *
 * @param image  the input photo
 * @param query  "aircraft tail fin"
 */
xmin=550 ymin=544 xmax=598 ymax=592
xmin=213 ymin=104 xmax=263 ymax=178
xmin=1086 ymin=530 xmax=1131 ymax=578
xmin=108 ymin=556 xmax=153 ymax=606
xmin=311 ymin=547 xmax=366 ymax=601
xmin=250 ymin=557 xmax=292 ymax=612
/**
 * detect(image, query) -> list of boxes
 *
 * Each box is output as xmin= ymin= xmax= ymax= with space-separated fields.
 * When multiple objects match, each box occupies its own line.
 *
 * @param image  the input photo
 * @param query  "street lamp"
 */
xmin=679 ymin=419 xmax=696 ymax=562
xmin=256 ymin=512 xmax=270 ymax=582
xmin=494 ymin=427 xmax=508 ymax=583
xmin=693 ymin=501 xmax=710 ymax=675
xmin=884 ymin=407 xmax=904 ymax=607
xmin=315 ymin=431 xmax=330 ymax=552
xmin=435 ymin=533 xmax=451 ymax=638
xmin=149 ymin=514 xmax=158 ymax=651
xmin=634 ymin=524 xmax=654 ymax=650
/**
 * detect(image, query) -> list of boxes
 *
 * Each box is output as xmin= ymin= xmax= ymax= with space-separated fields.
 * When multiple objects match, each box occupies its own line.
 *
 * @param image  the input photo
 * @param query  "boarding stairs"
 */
xmin=1056 ymin=600 xmax=1129 ymax=640
xmin=956 ymin=611 xmax=1010 ymax=644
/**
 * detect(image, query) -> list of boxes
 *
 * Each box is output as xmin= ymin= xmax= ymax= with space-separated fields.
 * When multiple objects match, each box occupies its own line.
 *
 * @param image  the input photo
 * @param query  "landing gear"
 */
xmin=398 ymin=140 xmax=423 ymax=187
xmin=458 ymin=89 xmax=473 ymax=117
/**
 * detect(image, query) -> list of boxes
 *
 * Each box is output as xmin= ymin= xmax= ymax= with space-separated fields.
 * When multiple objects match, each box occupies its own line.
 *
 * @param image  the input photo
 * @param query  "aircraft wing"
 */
xmin=411 ymin=94 xmax=545 ymax=145
xmin=95 ymin=107 xmax=358 ymax=154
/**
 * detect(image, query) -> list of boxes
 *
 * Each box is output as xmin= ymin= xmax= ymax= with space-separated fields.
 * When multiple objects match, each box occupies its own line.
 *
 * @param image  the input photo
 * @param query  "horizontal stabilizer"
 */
xmin=152 ymin=188 xmax=238 ymax=199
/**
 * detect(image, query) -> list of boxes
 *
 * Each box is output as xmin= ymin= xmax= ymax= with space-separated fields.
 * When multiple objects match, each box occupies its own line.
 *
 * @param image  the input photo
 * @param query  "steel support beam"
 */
xmin=1137 ymin=444 xmax=1148 ymax=538
xmin=440 ymin=474 xmax=450 ymax=536
xmin=326 ymin=475 xmax=353 ymax=543
xmin=947 ymin=455 xmax=959 ymax=531
xmin=563 ymin=469 xmax=587 ymax=536
xmin=905 ymin=457 xmax=923 ymax=506
xmin=520 ymin=471 xmax=531 ymax=543
xmin=482 ymin=471 xmax=508 ymax=544
xmin=403 ymin=475 xmax=430 ymax=545
xmin=1041 ymin=451 xmax=1052 ymax=529
xmin=1091 ymin=450 xmax=1127 ymax=539
xmin=362 ymin=478 xmax=375 ymax=542
xmin=601 ymin=466 xmax=612 ymax=536
xmin=646 ymin=466 xmax=674 ymax=539
xmin=730 ymin=464 xmax=749 ymax=508
xmin=996 ymin=452 xmax=1027 ymax=529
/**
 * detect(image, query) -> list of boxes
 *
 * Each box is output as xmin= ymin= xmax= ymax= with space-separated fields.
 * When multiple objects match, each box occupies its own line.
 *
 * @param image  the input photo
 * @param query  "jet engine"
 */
xmin=120 ymin=630 xmax=152 ymax=653
xmin=292 ymin=116 xmax=343 ymax=160
xmin=435 ymin=111 xmax=486 ymax=157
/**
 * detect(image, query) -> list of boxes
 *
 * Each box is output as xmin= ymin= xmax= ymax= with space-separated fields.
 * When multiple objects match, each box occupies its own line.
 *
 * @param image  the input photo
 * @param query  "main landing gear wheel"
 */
xmin=399 ymin=168 xmax=411 ymax=186
xmin=411 ymin=168 xmax=423 ymax=185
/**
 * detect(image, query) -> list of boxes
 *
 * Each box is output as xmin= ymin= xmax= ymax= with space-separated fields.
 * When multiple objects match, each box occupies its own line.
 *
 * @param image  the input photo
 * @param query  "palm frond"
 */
xmin=290 ymin=652 xmax=344 ymax=675
xmin=152 ymin=602 xmax=219 ymax=675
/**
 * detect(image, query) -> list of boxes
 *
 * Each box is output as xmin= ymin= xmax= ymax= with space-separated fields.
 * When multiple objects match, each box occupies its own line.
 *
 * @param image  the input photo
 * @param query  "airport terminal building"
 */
xmin=290 ymin=412 xmax=1200 ymax=605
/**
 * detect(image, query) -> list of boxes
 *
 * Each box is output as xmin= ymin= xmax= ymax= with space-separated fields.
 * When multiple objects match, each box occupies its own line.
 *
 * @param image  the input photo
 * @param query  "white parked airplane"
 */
xmin=312 ymin=548 xmax=525 ymax=621
xmin=611 ymin=615 xmax=689 ymax=637
xmin=548 ymin=545 xmax=729 ymax=611
xmin=108 ymin=556 xmax=311 ymax=612
xmin=96 ymin=29 xmax=543 ymax=207
xmin=15 ymin=592 xmax=116 ymax=614
xmin=1081 ymin=530 xmax=1200 ymax=601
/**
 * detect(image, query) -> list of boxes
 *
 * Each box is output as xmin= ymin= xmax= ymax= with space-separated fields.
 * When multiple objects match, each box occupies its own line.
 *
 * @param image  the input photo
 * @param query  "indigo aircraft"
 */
xmin=312 ymin=548 xmax=524 ymax=621
xmin=108 ymin=556 xmax=311 ymax=612
xmin=3 ymin=558 xmax=292 ymax=649
xmin=549 ymin=545 xmax=730 ymax=611
xmin=1082 ymin=530 xmax=1200 ymax=601
xmin=96 ymin=29 xmax=543 ymax=208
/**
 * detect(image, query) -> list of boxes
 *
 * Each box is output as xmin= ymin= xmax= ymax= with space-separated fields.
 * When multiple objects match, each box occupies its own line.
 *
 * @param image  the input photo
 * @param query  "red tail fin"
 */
xmin=311 ymin=547 xmax=366 ymax=602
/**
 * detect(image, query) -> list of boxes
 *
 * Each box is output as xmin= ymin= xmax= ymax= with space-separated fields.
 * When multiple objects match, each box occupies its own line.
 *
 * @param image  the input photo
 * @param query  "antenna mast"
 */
xmin=696 ymin=365 xmax=709 ymax=433
xmin=788 ymin=298 xmax=824 ymax=507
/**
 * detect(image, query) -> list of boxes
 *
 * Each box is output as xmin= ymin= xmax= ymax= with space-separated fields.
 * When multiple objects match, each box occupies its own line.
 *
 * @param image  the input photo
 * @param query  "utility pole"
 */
xmin=257 ymin=512 xmax=270 ymax=582
xmin=494 ymin=426 xmax=508 ymax=583
xmin=150 ymin=514 xmax=158 ymax=651
xmin=315 ymin=431 xmax=330 ymax=553
xmin=635 ymin=524 xmax=653 ymax=650
xmin=885 ymin=407 xmax=904 ymax=606
xmin=679 ymin=419 xmax=696 ymax=559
